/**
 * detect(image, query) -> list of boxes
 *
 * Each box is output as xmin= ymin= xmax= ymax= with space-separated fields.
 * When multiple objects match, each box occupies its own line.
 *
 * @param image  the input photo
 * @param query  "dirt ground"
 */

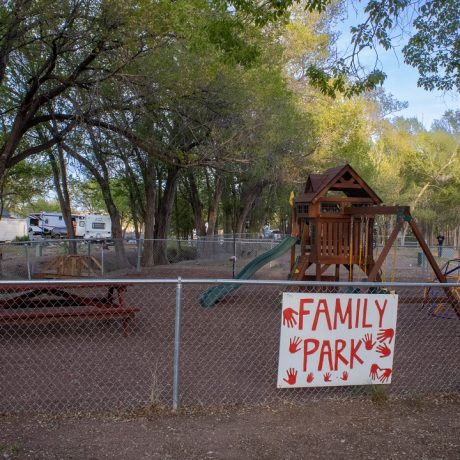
xmin=1 ymin=248 xmax=459 ymax=459
xmin=1 ymin=396 xmax=459 ymax=459
xmin=1 ymin=260 xmax=459 ymax=411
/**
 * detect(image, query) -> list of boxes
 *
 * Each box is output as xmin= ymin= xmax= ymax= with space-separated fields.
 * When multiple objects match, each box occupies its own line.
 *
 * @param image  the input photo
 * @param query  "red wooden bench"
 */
xmin=0 ymin=283 xmax=140 ymax=336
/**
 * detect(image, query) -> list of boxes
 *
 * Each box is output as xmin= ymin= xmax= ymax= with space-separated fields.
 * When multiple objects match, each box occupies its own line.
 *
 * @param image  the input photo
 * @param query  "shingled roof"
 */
xmin=295 ymin=164 xmax=382 ymax=204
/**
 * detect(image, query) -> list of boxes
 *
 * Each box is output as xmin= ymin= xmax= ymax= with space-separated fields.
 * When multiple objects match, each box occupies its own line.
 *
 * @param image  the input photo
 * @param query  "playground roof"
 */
xmin=295 ymin=164 xmax=382 ymax=204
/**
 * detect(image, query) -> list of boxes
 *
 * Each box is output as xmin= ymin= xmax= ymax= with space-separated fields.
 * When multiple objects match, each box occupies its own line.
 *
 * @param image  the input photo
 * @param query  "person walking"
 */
xmin=436 ymin=234 xmax=445 ymax=257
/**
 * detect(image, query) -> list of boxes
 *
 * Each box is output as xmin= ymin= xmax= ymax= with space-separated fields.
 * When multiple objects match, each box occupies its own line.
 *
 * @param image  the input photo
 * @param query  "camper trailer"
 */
xmin=27 ymin=215 xmax=45 ymax=239
xmin=0 ymin=218 xmax=28 ymax=242
xmin=27 ymin=212 xmax=112 ymax=240
xmin=27 ymin=212 xmax=67 ymax=238
xmin=81 ymin=214 xmax=112 ymax=240
xmin=36 ymin=212 xmax=64 ymax=233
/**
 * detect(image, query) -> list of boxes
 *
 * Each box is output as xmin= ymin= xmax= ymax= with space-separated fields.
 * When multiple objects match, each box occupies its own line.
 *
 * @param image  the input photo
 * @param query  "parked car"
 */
xmin=261 ymin=228 xmax=284 ymax=240
xmin=50 ymin=227 xmax=68 ymax=238
xmin=270 ymin=229 xmax=283 ymax=240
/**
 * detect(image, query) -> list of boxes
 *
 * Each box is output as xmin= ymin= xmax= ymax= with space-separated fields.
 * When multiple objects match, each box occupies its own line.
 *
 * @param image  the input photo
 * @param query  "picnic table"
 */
xmin=0 ymin=282 xmax=140 ymax=336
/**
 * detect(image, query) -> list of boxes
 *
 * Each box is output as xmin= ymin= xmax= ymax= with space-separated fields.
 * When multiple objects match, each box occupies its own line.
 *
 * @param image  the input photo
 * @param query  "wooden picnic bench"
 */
xmin=0 ymin=283 xmax=140 ymax=336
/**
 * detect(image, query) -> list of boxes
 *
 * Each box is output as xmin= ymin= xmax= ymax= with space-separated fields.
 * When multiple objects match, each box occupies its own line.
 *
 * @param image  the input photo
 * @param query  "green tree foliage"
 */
xmin=403 ymin=1 xmax=459 ymax=92
xmin=432 ymin=110 xmax=460 ymax=141
xmin=0 ymin=160 xmax=52 ymax=216
xmin=1 ymin=0 xmax=458 ymax=250
xmin=230 ymin=0 xmax=460 ymax=93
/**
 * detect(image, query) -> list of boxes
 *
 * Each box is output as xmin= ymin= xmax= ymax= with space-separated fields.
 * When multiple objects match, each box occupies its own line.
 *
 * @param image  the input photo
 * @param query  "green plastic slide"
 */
xmin=199 ymin=236 xmax=297 ymax=308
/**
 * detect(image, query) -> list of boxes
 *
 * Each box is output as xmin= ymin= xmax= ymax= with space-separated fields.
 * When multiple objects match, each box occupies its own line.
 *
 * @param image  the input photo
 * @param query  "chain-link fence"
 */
xmin=0 ymin=278 xmax=458 ymax=414
xmin=0 ymin=238 xmax=458 ymax=281
xmin=0 ymin=238 xmax=283 ymax=280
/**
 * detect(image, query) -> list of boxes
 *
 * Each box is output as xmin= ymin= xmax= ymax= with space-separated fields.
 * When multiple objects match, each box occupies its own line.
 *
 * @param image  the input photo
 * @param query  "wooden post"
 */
xmin=409 ymin=219 xmax=460 ymax=319
xmin=367 ymin=220 xmax=404 ymax=282
xmin=409 ymin=219 xmax=446 ymax=283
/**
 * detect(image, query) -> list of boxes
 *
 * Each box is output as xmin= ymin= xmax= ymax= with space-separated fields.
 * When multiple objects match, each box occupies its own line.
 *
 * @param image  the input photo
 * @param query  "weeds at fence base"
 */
xmin=368 ymin=385 xmax=388 ymax=405
xmin=0 ymin=442 xmax=22 ymax=457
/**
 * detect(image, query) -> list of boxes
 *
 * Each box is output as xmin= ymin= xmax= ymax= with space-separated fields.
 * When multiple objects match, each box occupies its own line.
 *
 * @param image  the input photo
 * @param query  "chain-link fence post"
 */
xmin=100 ymin=244 xmax=104 ymax=276
xmin=24 ymin=244 xmax=31 ymax=280
xmin=172 ymin=277 xmax=183 ymax=410
xmin=136 ymin=239 xmax=142 ymax=272
xmin=35 ymin=241 xmax=42 ymax=257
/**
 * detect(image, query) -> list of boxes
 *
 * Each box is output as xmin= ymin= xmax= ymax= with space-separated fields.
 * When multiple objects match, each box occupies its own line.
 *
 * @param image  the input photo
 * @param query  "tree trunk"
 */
xmin=141 ymin=157 xmax=156 ymax=267
xmin=122 ymin=155 xmax=144 ymax=240
xmin=206 ymin=175 xmax=223 ymax=236
xmin=63 ymin=142 xmax=129 ymax=269
xmin=185 ymin=172 xmax=206 ymax=237
xmin=235 ymin=182 xmax=267 ymax=235
xmin=154 ymin=166 xmax=180 ymax=264
xmin=48 ymin=149 xmax=77 ymax=254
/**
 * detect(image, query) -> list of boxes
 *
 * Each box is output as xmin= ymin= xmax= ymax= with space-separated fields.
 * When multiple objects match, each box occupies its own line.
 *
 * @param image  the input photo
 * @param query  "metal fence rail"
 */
xmin=0 ymin=278 xmax=459 ymax=414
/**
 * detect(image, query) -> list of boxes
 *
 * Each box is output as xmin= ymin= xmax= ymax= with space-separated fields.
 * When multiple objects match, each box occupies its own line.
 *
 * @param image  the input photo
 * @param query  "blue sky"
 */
xmin=334 ymin=5 xmax=459 ymax=128
xmin=367 ymin=48 xmax=459 ymax=128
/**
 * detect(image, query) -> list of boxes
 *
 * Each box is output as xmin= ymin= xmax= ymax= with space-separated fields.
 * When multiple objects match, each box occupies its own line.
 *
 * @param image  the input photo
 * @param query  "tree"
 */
xmin=230 ymin=0 xmax=460 ymax=93
xmin=0 ymin=159 xmax=51 ymax=217
xmin=63 ymin=128 xmax=130 ymax=268
xmin=403 ymin=1 xmax=460 ymax=92
xmin=432 ymin=110 xmax=460 ymax=141
xmin=0 ymin=0 xmax=175 ymax=183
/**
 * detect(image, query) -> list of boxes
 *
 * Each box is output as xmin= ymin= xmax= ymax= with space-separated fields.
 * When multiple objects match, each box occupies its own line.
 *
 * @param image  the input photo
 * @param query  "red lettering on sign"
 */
xmin=350 ymin=339 xmax=364 ymax=368
xmin=333 ymin=298 xmax=352 ymax=330
xmin=318 ymin=340 xmax=333 ymax=371
xmin=375 ymin=299 xmax=388 ymax=328
xmin=303 ymin=339 xmax=319 ymax=372
xmin=334 ymin=339 xmax=349 ymax=370
xmin=299 ymin=298 xmax=314 ymax=331
xmin=354 ymin=299 xmax=361 ymax=328
xmin=362 ymin=299 xmax=372 ymax=328
xmin=312 ymin=299 xmax=332 ymax=331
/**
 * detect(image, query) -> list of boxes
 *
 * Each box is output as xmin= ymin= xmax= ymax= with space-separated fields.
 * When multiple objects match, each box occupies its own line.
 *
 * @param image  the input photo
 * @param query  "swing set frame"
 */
xmin=290 ymin=164 xmax=460 ymax=319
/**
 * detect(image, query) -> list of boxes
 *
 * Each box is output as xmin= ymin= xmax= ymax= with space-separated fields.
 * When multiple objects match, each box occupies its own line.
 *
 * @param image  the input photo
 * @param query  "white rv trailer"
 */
xmin=36 ymin=212 xmax=64 ymax=233
xmin=81 ymin=214 xmax=112 ymax=240
xmin=27 ymin=212 xmax=112 ymax=240
xmin=73 ymin=214 xmax=112 ymax=240
xmin=27 ymin=215 xmax=45 ymax=239
xmin=73 ymin=215 xmax=86 ymax=237
xmin=0 ymin=218 xmax=28 ymax=242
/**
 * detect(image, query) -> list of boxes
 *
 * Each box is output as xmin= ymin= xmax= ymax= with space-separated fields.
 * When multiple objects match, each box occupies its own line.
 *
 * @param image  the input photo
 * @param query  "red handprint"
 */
xmin=323 ymin=372 xmax=332 ymax=382
xmin=289 ymin=336 xmax=302 ymax=354
xmin=340 ymin=371 xmax=349 ymax=381
xmin=362 ymin=333 xmax=376 ymax=350
xmin=283 ymin=368 xmax=298 ymax=385
xmin=379 ymin=368 xmax=392 ymax=383
xmin=306 ymin=372 xmax=314 ymax=383
xmin=370 ymin=363 xmax=380 ymax=380
xmin=376 ymin=343 xmax=391 ymax=358
xmin=377 ymin=328 xmax=394 ymax=344
xmin=283 ymin=308 xmax=298 ymax=328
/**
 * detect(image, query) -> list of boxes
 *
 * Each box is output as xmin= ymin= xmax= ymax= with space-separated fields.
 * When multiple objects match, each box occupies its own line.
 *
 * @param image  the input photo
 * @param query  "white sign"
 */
xmin=277 ymin=293 xmax=398 ymax=388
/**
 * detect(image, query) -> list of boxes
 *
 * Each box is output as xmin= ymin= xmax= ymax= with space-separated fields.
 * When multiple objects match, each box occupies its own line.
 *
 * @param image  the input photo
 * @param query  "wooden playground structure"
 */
xmin=289 ymin=164 xmax=460 ymax=317
xmin=34 ymin=255 xmax=102 ymax=278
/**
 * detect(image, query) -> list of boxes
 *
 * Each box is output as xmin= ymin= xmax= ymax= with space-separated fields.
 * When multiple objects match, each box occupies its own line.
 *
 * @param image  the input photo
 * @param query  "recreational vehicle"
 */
xmin=26 ymin=215 xmax=45 ymax=239
xmin=27 ymin=212 xmax=112 ymax=240
xmin=34 ymin=212 xmax=65 ymax=233
xmin=80 ymin=214 xmax=112 ymax=240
